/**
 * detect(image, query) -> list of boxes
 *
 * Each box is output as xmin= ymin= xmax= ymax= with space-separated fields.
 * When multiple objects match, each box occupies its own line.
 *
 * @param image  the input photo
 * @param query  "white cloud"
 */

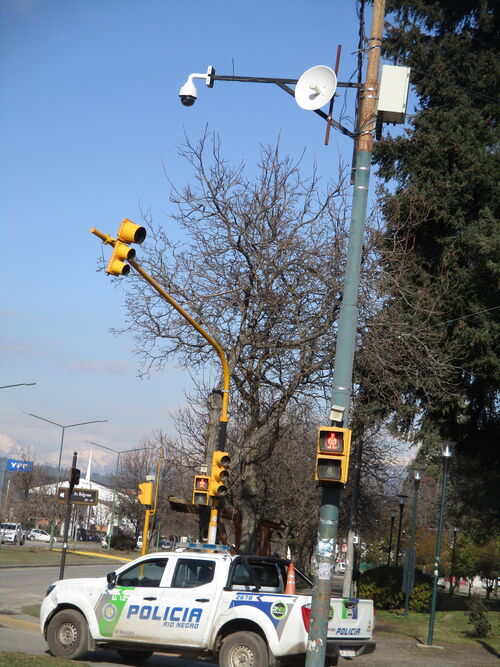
xmin=66 ymin=360 xmax=128 ymax=375
xmin=0 ymin=433 xmax=16 ymax=456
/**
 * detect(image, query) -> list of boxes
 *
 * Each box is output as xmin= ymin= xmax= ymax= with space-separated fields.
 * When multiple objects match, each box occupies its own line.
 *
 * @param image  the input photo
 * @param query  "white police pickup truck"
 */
xmin=40 ymin=544 xmax=375 ymax=666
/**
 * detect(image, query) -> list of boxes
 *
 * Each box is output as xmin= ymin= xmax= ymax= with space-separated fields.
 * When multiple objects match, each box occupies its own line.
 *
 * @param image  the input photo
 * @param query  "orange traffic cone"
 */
xmin=285 ymin=563 xmax=296 ymax=594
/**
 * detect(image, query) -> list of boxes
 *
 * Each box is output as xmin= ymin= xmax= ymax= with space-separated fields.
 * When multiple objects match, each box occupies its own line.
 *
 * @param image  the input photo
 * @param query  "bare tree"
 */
xmin=8 ymin=447 xmax=56 ymax=528
xmin=115 ymin=134 xmax=354 ymax=552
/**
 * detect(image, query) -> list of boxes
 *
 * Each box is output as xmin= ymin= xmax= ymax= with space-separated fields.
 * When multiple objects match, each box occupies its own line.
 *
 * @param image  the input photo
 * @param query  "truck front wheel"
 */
xmin=47 ymin=609 xmax=89 ymax=660
xmin=220 ymin=631 xmax=271 ymax=667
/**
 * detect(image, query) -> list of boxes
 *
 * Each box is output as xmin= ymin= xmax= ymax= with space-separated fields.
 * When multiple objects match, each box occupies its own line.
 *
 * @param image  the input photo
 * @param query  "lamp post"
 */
xmin=26 ymin=413 xmax=107 ymax=547
xmin=427 ymin=440 xmax=454 ymax=646
xmin=387 ymin=509 xmax=397 ymax=566
xmin=404 ymin=470 xmax=421 ymax=615
xmin=395 ymin=494 xmax=408 ymax=567
xmin=0 ymin=382 xmax=37 ymax=389
xmin=449 ymin=527 xmax=459 ymax=596
xmin=87 ymin=441 xmax=153 ymax=546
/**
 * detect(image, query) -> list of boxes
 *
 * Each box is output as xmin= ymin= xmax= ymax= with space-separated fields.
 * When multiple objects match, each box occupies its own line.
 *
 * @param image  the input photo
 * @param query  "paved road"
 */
xmin=0 ymin=566 xmax=498 ymax=666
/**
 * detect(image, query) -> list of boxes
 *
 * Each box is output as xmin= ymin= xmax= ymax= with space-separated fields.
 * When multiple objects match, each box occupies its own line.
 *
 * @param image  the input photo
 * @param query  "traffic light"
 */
xmin=209 ymin=451 xmax=230 ymax=497
xmin=68 ymin=467 xmax=80 ymax=486
xmin=138 ymin=481 xmax=153 ymax=506
xmin=106 ymin=218 xmax=147 ymax=276
xmin=106 ymin=242 xmax=135 ymax=276
xmin=315 ymin=426 xmax=352 ymax=484
xmin=192 ymin=475 xmax=210 ymax=505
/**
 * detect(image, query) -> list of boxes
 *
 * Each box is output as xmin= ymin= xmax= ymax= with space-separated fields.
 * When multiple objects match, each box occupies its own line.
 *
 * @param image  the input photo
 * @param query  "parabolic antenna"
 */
xmin=295 ymin=65 xmax=337 ymax=110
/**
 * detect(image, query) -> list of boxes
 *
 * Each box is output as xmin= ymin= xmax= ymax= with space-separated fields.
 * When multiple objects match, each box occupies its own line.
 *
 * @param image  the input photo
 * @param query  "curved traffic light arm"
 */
xmin=90 ymin=226 xmax=230 ymax=439
xmin=128 ymin=258 xmax=230 ymax=436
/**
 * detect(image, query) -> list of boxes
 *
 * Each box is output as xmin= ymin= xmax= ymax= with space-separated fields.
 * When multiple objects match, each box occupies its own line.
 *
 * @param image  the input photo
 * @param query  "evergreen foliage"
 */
xmin=467 ymin=593 xmax=492 ymax=638
xmin=372 ymin=0 xmax=499 ymax=530
xmin=359 ymin=564 xmax=432 ymax=611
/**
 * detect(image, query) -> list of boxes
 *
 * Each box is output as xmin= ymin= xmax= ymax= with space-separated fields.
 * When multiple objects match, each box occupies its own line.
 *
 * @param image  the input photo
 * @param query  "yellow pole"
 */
xmin=91 ymin=227 xmax=231 ymax=542
xmin=141 ymin=508 xmax=151 ymax=557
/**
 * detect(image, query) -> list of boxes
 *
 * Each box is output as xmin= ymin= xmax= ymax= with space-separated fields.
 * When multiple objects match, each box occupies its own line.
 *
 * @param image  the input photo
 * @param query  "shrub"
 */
xmin=358 ymin=565 xmax=432 ymax=611
xmin=109 ymin=534 xmax=136 ymax=551
xmin=467 ymin=594 xmax=491 ymax=638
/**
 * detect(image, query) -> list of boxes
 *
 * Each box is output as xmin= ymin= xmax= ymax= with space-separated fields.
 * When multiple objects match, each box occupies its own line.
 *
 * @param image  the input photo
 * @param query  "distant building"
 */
xmin=29 ymin=450 xmax=131 ymax=538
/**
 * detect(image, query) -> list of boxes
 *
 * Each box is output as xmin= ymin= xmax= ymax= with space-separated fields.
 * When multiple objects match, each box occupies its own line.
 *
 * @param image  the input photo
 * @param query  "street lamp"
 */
xmin=87 ymin=441 xmax=154 ymax=545
xmin=427 ymin=440 xmax=454 ymax=646
xmin=450 ymin=526 xmax=459 ymax=596
xmin=404 ymin=470 xmax=421 ymax=615
xmin=26 ymin=413 xmax=108 ymax=547
xmin=395 ymin=494 xmax=408 ymax=567
xmin=387 ymin=509 xmax=397 ymax=566
xmin=0 ymin=382 xmax=37 ymax=389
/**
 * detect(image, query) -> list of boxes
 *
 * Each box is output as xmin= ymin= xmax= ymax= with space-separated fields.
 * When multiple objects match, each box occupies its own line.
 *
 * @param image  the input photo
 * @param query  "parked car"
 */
xmin=334 ymin=560 xmax=346 ymax=575
xmin=159 ymin=539 xmax=174 ymax=550
xmin=27 ymin=528 xmax=55 ymax=543
xmin=0 ymin=522 xmax=24 ymax=544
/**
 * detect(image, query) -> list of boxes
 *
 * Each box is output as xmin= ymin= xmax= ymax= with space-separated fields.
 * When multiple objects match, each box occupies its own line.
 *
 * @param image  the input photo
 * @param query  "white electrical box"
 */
xmin=377 ymin=65 xmax=411 ymax=124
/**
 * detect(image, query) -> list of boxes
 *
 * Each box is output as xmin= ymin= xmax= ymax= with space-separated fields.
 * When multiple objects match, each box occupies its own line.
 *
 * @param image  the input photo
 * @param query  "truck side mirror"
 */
xmin=107 ymin=571 xmax=117 ymax=588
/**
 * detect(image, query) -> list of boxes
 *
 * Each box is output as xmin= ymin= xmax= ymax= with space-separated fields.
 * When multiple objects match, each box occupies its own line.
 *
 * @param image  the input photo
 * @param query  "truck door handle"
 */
xmin=143 ymin=596 xmax=157 ymax=601
xmin=195 ymin=598 xmax=210 ymax=602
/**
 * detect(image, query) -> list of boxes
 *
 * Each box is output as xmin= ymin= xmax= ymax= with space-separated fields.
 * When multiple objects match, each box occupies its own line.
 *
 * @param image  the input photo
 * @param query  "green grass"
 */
xmin=0 ymin=652 xmax=91 ymax=666
xmin=21 ymin=604 xmax=40 ymax=619
xmin=376 ymin=608 xmax=500 ymax=651
xmin=0 ymin=545 xmax=131 ymax=567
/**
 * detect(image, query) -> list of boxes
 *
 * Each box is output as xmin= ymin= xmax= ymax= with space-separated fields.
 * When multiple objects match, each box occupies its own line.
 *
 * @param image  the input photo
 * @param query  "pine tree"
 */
xmin=373 ymin=1 xmax=499 ymax=529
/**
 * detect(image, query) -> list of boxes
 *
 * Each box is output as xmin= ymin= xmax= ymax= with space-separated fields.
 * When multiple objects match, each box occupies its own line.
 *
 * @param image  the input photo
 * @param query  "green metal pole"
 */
xmin=427 ymin=455 xmax=450 ymax=645
xmin=305 ymin=485 xmax=341 ymax=665
xmin=404 ymin=475 xmax=420 ymax=615
xmin=306 ymin=148 xmax=372 ymax=667
xmin=449 ymin=528 xmax=458 ymax=596
xmin=330 ymin=148 xmax=372 ymax=419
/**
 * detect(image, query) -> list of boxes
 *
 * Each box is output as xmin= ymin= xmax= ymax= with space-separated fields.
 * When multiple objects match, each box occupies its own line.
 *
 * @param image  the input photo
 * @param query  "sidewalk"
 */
xmin=354 ymin=630 xmax=499 ymax=666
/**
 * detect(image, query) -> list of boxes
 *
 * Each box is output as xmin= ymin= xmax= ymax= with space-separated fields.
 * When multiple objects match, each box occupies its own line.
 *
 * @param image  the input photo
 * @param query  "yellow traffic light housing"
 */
xmin=315 ymin=426 xmax=352 ymax=485
xmin=192 ymin=475 xmax=210 ymax=505
xmin=106 ymin=241 xmax=135 ymax=276
xmin=209 ymin=451 xmax=230 ymax=497
xmin=117 ymin=218 xmax=147 ymax=245
xmin=102 ymin=218 xmax=147 ymax=276
xmin=138 ymin=481 xmax=153 ymax=506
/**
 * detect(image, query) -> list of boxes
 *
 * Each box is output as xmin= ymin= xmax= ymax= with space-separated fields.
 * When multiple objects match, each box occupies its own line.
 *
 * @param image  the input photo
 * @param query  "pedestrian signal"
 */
xmin=209 ymin=451 xmax=230 ymax=497
xmin=192 ymin=475 xmax=210 ymax=505
xmin=315 ymin=426 xmax=352 ymax=484
xmin=68 ymin=466 xmax=81 ymax=486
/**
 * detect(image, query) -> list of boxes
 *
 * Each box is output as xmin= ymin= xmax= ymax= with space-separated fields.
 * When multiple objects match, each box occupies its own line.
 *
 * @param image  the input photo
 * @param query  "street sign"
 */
xmin=56 ymin=487 xmax=99 ymax=505
xmin=7 ymin=458 xmax=33 ymax=472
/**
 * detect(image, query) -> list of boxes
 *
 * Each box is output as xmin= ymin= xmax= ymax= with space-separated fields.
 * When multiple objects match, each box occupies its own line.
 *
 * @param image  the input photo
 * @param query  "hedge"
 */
xmin=358 ymin=565 xmax=432 ymax=612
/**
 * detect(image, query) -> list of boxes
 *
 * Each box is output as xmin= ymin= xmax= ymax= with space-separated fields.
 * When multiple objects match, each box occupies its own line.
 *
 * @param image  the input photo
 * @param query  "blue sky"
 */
xmin=1 ymin=0 xmax=376 ymax=473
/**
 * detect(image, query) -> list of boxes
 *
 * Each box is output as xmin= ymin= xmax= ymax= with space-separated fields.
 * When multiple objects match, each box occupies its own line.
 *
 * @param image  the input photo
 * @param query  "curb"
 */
xmin=0 ymin=613 xmax=39 ymax=632
xmin=0 ymin=549 xmax=132 ymax=568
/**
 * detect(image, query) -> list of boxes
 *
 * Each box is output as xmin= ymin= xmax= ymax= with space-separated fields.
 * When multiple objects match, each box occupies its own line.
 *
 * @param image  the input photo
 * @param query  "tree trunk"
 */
xmin=238 ymin=459 xmax=263 ymax=554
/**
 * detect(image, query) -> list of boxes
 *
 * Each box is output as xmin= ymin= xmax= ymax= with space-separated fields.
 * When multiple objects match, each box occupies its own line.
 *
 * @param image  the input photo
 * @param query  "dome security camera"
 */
xmin=179 ymin=78 xmax=197 ymax=106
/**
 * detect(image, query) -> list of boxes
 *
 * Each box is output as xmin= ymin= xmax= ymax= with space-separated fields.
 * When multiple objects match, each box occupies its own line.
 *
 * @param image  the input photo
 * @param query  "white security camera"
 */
xmin=179 ymin=77 xmax=197 ymax=106
xmin=179 ymin=67 xmax=215 ymax=106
